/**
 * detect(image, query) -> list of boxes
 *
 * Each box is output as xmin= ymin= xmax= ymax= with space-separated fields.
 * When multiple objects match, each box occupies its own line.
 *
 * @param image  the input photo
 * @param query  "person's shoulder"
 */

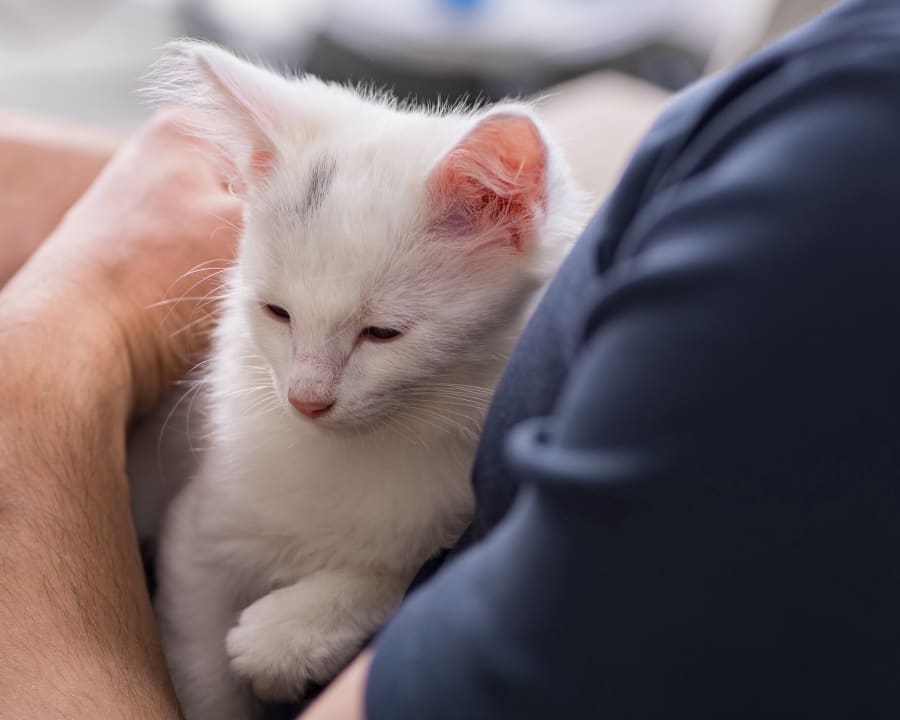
xmin=810 ymin=0 xmax=900 ymax=49
xmin=769 ymin=0 xmax=900 ymax=91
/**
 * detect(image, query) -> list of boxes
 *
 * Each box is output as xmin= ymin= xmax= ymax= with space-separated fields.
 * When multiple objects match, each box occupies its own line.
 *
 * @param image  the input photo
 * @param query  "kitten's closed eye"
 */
xmin=362 ymin=327 xmax=402 ymax=342
xmin=264 ymin=304 xmax=291 ymax=322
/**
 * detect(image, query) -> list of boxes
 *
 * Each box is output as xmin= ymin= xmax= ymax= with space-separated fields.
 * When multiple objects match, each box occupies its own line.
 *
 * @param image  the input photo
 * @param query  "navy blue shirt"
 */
xmin=367 ymin=1 xmax=900 ymax=716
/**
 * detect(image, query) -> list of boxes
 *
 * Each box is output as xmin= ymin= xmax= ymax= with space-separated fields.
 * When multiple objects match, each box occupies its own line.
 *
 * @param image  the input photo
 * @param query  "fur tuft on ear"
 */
xmin=143 ymin=39 xmax=291 ymax=193
xmin=427 ymin=109 xmax=548 ymax=253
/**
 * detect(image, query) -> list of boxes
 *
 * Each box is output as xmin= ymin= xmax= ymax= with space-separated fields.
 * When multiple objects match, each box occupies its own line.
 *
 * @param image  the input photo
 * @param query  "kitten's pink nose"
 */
xmin=289 ymin=396 xmax=334 ymax=418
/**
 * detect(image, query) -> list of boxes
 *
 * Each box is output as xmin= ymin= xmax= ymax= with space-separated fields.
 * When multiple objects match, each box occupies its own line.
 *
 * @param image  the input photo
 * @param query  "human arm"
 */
xmin=0 ymin=111 xmax=241 ymax=718
xmin=0 ymin=112 xmax=120 ymax=285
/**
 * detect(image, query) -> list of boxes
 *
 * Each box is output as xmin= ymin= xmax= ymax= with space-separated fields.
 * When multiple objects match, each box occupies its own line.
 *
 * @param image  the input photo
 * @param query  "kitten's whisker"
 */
xmin=413 ymin=403 xmax=482 ymax=424
xmin=404 ymin=388 xmax=492 ymax=401
xmin=243 ymin=401 xmax=283 ymax=418
xmin=156 ymin=379 xmax=206 ymax=480
xmin=419 ymin=382 xmax=495 ymax=393
xmin=168 ymin=310 xmax=216 ymax=340
xmin=184 ymin=378 xmax=211 ymax=455
xmin=402 ymin=390 xmax=492 ymax=407
xmin=409 ymin=405 xmax=482 ymax=440
xmin=404 ymin=384 xmax=491 ymax=393
xmin=165 ymin=260 xmax=230 ymax=299
xmin=241 ymin=392 xmax=284 ymax=417
xmin=163 ymin=266 xmax=231 ymax=298
xmin=206 ymin=211 xmax=242 ymax=232
xmin=179 ymin=355 xmax=216 ymax=377
xmin=432 ymin=402 xmax=489 ymax=414
xmin=220 ymin=384 xmax=276 ymax=397
xmin=410 ymin=385 xmax=494 ymax=398
xmin=155 ymin=261 xmax=231 ymax=330
xmin=401 ymin=408 xmax=450 ymax=436
xmin=409 ymin=400 xmax=489 ymax=412
xmin=179 ymin=264 xmax=232 ymax=276
xmin=147 ymin=294 xmax=226 ymax=309
xmin=387 ymin=415 xmax=428 ymax=448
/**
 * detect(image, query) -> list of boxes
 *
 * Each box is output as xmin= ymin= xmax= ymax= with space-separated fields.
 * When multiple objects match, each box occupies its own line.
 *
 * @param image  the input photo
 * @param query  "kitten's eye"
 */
xmin=363 ymin=326 xmax=402 ymax=341
xmin=264 ymin=304 xmax=291 ymax=322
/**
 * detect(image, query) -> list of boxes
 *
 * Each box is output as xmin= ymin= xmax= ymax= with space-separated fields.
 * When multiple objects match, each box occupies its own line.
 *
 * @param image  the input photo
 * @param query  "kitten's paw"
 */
xmin=226 ymin=606 xmax=309 ymax=701
xmin=226 ymin=592 xmax=359 ymax=702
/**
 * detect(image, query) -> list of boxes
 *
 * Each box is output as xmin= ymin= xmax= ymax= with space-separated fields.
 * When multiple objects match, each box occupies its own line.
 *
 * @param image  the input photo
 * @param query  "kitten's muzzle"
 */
xmin=288 ymin=395 xmax=335 ymax=418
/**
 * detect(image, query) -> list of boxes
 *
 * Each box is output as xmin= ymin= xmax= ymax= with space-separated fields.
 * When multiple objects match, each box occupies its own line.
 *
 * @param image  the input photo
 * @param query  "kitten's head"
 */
xmin=149 ymin=41 xmax=584 ymax=434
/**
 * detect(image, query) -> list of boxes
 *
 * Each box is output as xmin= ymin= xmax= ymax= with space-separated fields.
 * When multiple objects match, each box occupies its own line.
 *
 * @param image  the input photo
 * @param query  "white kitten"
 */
xmin=133 ymin=40 xmax=584 ymax=720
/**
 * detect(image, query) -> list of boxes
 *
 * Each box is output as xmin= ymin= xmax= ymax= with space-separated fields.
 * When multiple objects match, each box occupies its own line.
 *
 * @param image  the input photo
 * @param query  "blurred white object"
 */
xmin=0 ymin=0 xmax=836 ymax=131
xmin=325 ymin=0 xmax=677 ymax=72
xmin=184 ymin=0 xmax=329 ymax=58
xmin=702 ymin=0 xmax=779 ymax=72
xmin=706 ymin=0 xmax=837 ymax=71
xmin=536 ymin=71 xmax=669 ymax=208
xmin=0 ymin=0 xmax=179 ymax=128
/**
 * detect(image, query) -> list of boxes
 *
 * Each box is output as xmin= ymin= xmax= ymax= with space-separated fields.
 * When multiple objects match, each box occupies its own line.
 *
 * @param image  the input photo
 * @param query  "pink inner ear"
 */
xmin=428 ymin=113 xmax=547 ymax=252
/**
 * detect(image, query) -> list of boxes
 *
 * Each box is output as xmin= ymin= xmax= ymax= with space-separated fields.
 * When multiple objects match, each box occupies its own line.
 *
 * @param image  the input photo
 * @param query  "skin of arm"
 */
xmin=0 ymin=112 xmax=120 ymax=286
xmin=301 ymin=652 xmax=372 ymax=720
xmin=0 ymin=110 xmax=241 ymax=719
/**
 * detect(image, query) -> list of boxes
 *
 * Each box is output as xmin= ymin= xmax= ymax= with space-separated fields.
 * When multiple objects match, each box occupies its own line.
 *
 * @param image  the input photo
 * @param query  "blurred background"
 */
xmin=0 ymin=0 xmax=835 ymax=130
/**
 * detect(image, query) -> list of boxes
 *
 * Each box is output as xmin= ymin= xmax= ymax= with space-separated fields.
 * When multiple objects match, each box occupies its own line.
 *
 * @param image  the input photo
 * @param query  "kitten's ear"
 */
xmin=145 ymin=40 xmax=290 ymax=192
xmin=427 ymin=110 xmax=548 ymax=253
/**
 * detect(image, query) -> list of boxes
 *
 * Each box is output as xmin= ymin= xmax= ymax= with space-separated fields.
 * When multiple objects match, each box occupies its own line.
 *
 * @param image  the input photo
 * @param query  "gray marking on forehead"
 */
xmin=301 ymin=155 xmax=337 ymax=217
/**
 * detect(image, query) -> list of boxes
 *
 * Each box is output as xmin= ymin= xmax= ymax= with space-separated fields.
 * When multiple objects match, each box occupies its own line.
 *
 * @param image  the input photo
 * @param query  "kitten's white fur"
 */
xmin=130 ymin=40 xmax=585 ymax=720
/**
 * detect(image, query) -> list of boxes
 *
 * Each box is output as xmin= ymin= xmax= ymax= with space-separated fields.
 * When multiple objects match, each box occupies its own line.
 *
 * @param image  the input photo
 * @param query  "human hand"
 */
xmin=5 ymin=109 xmax=243 ymax=418
xmin=301 ymin=651 xmax=373 ymax=720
